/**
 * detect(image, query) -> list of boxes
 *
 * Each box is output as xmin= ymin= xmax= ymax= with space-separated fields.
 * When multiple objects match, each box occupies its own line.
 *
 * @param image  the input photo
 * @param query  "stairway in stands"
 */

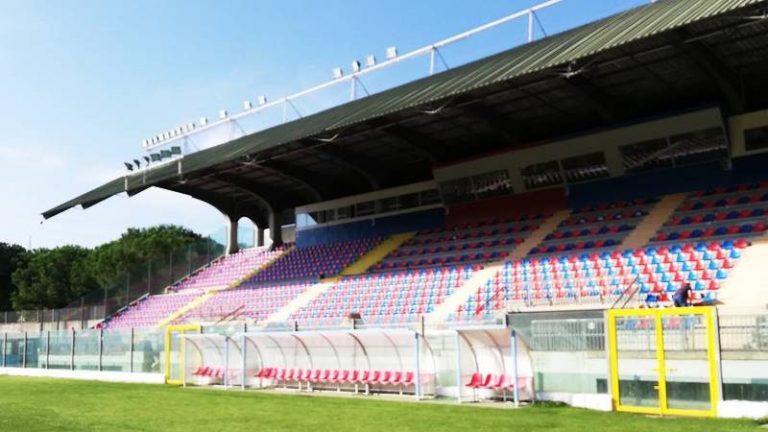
xmin=341 ymin=232 xmax=416 ymax=275
xmin=102 ymin=247 xmax=289 ymax=329
xmin=716 ymin=237 xmax=768 ymax=311
xmin=621 ymin=193 xmax=687 ymax=249
xmin=260 ymin=233 xmax=419 ymax=326
xmin=427 ymin=210 xmax=572 ymax=324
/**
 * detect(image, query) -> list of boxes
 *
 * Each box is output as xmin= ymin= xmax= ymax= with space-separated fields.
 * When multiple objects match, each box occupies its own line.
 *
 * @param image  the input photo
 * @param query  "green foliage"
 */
xmin=0 ymin=377 xmax=762 ymax=432
xmin=11 ymin=245 xmax=95 ymax=310
xmin=6 ymin=225 xmax=204 ymax=311
xmin=84 ymin=225 xmax=202 ymax=287
xmin=0 ymin=242 xmax=27 ymax=310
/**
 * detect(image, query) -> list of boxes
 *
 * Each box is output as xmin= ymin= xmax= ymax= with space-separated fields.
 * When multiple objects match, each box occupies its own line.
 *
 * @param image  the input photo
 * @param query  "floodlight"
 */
xmin=386 ymin=46 xmax=398 ymax=60
xmin=332 ymin=67 xmax=344 ymax=79
xmin=143 ymin=156 xmax=150 ymax=164
xmin=200 ymin=117 xmax=208 ymax=126
xmin=160 ymin=149 xmax=172 ymax=159
xmin=257 ymin=95 xmax=267 ymax=106
xmin=365 ymin=54 xmax=376 ymax=67
xmin=150 ymin=153 xmax=161 ymax=162
xmin=219 ymin=109 xmax=228 ymax=119
xmin=124 ymin=162 xmax=134 ymax=171
xmin=142 ymin=139 xmax=149 ymax=147
xmin=170 ymin=146 xmax=182 ymax=155
xmin=188 ymin=122 xmax=195 ymax=130
xmin=351 ymin=60 xmax=361 ymax=73
xmin=243 ymin=100 xmax=252 ymax=111
xmin=133 ymin=159 xmax=141 ymax=169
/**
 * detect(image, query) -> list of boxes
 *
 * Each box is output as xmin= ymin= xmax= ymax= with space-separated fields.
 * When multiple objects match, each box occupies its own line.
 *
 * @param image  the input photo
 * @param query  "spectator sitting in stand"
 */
xmin=672 ymin=282 xmax=693 ymax=307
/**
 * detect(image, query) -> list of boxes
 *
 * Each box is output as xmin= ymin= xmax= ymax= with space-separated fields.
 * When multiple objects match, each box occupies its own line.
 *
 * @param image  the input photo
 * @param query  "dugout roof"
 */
xmin=44 ymin=0 xmax=768 ymax=224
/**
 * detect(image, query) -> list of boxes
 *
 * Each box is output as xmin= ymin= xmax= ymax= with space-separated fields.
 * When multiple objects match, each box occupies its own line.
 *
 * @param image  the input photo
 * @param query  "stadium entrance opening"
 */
xmin=164 ymin=324 xmax=201 ymax=385
xmin=607 ymin=307 xmax=720 ymax=417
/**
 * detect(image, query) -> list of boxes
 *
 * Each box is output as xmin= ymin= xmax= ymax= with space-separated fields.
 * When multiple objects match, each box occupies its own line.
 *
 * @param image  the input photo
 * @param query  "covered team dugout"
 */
xmin=181 ymin=327 xmax=534 ymax=403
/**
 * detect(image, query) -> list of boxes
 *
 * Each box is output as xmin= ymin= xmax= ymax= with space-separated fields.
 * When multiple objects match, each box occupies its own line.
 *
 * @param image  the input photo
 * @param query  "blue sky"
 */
xmin=0 ymin=0 xmax=649 ymax=249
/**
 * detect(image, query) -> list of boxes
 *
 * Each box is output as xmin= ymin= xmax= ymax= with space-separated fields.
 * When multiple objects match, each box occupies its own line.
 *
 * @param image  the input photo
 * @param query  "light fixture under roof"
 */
xmin=385 ymin=46 xmax=398 ymax=60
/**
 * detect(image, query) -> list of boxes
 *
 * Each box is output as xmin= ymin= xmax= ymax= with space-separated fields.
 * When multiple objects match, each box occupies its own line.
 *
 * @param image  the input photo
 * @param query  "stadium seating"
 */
xmin=254 ymin=366 xmax=421 ymax=393
xmin=173 ymin=246 xmax=286 ymax=292
xmin=652 ymin=182 xmax=768 ymax=243
xmin=104 ymin=292 xmax=200 ymax=329
xmin=291 ymin=266 xmax=477 ymax=326
xmin=177 ymin=282 xmax=313 ymax=324
xmin=252 ymin=238 xmax=381 ymax=283
xmin=100 ymin=186 xmax=763 ymax=329
xmin=529 ymin=198 xmax=658 ymax=255
xmin=371 ymin=215 xmax=546 ymax=271
xmin=454 ymin=240 xmax=746 ymax=321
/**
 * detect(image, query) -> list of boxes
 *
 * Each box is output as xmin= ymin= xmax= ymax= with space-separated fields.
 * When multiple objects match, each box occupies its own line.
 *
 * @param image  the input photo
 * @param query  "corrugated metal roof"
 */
xmin=43 ymin=0 xmax=766 ymax=219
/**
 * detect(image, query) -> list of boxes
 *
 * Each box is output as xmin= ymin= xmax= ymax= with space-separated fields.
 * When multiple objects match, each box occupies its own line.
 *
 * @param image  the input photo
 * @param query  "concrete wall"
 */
xmin=0 ymin=320 xmax=101 ymax=334
xmin=0 ymin=367 xmax=163 ymax=384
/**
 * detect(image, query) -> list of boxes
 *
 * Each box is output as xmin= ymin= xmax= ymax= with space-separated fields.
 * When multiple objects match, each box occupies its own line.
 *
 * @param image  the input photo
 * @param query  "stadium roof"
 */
xmin=44 ymin=0 xmax=768 ymax=224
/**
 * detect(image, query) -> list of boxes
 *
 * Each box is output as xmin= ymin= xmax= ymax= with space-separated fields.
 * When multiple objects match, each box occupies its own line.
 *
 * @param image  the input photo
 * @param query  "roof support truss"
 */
xmin=674 ymin=30 xmax=744 ymax=113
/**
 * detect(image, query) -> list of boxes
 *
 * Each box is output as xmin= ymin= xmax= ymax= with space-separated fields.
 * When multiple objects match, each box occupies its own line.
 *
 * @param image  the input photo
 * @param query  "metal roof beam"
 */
xmin=302 ymin=140 xmax=383 ymax=190
xmin=178 ymin=187 xmax=267 ymax=225
xmin=560 ymin=74 xmax=617 ymax=122
xmin=211 ymin=174 xmax=282 ymax=213
xmin=458 ymin=102 xmax=523 ymax=144
xmin=378 ymin=124 xmax=439 ymax=163
xmin=674 ymin=30 xmax=744 ymax=113
xmin=251 ymin=159 xmax=326 ymax=202
xmin=169 ymin=184 xmax=247 ymax=219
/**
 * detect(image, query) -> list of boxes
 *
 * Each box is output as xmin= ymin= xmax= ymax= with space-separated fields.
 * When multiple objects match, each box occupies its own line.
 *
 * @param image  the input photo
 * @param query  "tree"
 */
xmin=7 ymin=225 xmax=207 ymax=311
xmin=84 ymin=225 xmax=203 ymax=287
xmin=0 ymin=243 xmax=27 ymax=310
xmin=11 ymin=246 xmax=96 ymax=310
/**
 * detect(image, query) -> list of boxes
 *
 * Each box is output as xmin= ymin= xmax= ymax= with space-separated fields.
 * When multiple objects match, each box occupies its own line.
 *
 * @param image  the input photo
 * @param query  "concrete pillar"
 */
xmin=227 ymin=216 xmax=240 ymax=255
xmin=269 ymin=212 xmax=283 ymax=248
xmin=256 ymin=227 xmax=265 ymax=247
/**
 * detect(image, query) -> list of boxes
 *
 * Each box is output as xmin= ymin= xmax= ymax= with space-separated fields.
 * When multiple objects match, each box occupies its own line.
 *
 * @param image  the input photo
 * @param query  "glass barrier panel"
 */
xmin=4 ymin=334 xmax=24 ymax=367
xmin=661 ymin=314 xmax=711 ymax=411
xmin=102 ymin=330 xmax=133 ymax=372
xmin=74 ymin=330 xmax=100 ymax=371
xmin=25 ymin=332 xmax=44 ymax=368
xmin=719 ymin=314 xmax=768 ymax=402
xmin=48 ymin=330 xmax=73 ymax=370
xmin=614 ymin=314 xmax=660 ymax=409
xmin=133 ymin=329 xmax=164 ymax=373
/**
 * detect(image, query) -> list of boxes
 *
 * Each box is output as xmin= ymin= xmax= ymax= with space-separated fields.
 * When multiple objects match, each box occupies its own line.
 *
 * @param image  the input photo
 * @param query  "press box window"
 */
xmin=745 ymin=125 xmax=768 ymax=152
xmin=521 ymin=160 xmax=563 ymax=190
xmin=668 ymin=127 xmax=727 ymax=166
xmin=471 ymin=170 xmax=513 ymax=198
xmin=621 ymin=138 xmax=672 ymax=173
xmin=561 ymin=152 xmax=609 ymax=183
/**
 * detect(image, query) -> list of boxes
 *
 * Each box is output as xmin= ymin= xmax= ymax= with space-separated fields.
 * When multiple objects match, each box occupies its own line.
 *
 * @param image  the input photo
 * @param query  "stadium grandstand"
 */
xmin=2 ymin=0 xmax=768 ymax=421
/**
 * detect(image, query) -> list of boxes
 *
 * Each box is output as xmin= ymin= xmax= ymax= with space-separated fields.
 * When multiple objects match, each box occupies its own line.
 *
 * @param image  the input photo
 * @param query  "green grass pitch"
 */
xmin=0 ymin=376 xmax=762 ymax=431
